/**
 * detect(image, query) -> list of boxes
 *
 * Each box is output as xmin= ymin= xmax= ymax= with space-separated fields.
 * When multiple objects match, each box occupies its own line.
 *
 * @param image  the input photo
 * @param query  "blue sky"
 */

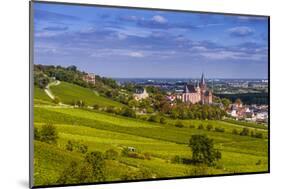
xmin=33 ymin=2 xmax=268 ymax=79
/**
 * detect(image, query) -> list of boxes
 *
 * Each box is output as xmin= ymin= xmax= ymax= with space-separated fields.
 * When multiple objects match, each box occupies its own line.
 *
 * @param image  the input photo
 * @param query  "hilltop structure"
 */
xmin=83 ymin=73 xmax=95 ymax=85
xmin=133 ymin=88 xmax=149 ymax=101
xmin=180 ymin=73 xmax=212 ymax=104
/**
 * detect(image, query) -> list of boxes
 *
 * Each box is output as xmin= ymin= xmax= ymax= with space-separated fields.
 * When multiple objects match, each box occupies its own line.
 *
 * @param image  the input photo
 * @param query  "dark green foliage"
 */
xmin=175 ymin=121 xmax=184 ymax=128
xmin=65 ymin=140 xmax=88 ymax=154
xmin=57 ymin=161 xmax=93 ymax=184
xmin=232 ymin=129 xmax=239 ymax=135
xmin=169 ymin=104 xmax=226 ymax=120
xmin=92 ymin=104 xmax=100 ymax=110
xmin=53 ymin=97 xmax=60 ymax=104
xmin=189 ymin=135 xmax=222 ymax=166
xmin=189 ymin=125 xmax=195 ymax=129
xmin=34 ymin=71 xmax=50 ymax=89
xmin=159 ymin=117 xmax=167 ymax=124
xmin=186 ymin=165 xmax=209 ymax=176
xmin=198 ymin=124 xmax=204 ymax=130
xmin=214 ymin=127 xmax=225 ymax=132
xmin=148 ymin=115 xmax=160 ymax=122
xmin=206 ymin=124 xmax=213 ymax=131
xmin=256 ymin=160 xmax=262 ymax=165
xmin=171 ymin=155 xmax=183 ymax=164
xmin=216 ymin=93 xmax=268 ymax=105
xmin=105 ymin=149 xmax=119 ymax=160
xmin=105 ymin=106 xmax=115 ymax=114
xmin=85 ymin=151 xmax=106 ymax=181
xmin=121 ymin=168 xmax=155 ymax=180
xmin=38 ymin=123 xmax=58 ymax=144
xmin=34 ymin=127 xmax=40 ymax=140
xmin=120 ymin=107 xmax=136 ymax=118
xmin=254 ymin=132 xmax=263 ymax=139
xmin=240 ymin=128 xmax=250 ymax=136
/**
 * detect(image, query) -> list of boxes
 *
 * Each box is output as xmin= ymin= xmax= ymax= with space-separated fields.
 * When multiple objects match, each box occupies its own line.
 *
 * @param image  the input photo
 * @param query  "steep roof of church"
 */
xmin=184 ymin=84 xmax=196 ymax=93
xmin=200 ymin=73 xmax=205 ymax=85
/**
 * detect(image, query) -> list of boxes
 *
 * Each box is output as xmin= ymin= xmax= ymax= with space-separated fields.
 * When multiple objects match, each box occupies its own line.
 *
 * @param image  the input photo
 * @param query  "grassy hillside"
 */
xmin=33 ymin=106 xmax=268 ymax=186
xmin=50 ymin=81 xmax=125 ymax=107
xmin=34 ymin=86 xmax=54 ymax=105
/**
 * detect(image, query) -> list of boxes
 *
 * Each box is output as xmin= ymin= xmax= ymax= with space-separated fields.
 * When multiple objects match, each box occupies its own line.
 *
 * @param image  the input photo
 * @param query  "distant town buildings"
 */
xmin=133 ymin=88 xmax=149 ymax=101
xmin=83 ymin=73 xmax=95 ymax=85
xmin=227 ymin=102 xmax=268 ymax=123
xmin=177 ymin=73 xmax=213 ymax=104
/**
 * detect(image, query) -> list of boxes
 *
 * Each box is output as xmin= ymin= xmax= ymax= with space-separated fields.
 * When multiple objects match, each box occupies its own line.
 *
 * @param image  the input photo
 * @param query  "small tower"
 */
xmin=199 ymin=73 xmax=206 ymax=104
xmin=199 ymin=73 xmax=206 ymax=90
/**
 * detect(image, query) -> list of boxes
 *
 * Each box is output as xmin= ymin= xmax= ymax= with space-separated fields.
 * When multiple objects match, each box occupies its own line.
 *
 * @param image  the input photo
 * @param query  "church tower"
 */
xmin=199 ymin=73 xmax=206 ymax=104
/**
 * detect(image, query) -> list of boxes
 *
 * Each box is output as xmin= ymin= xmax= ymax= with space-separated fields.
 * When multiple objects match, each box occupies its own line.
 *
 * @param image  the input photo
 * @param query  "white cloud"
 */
xmin=151 ymin=15 xmax=167 ymax=24
xmin=128 ymin=52 xmax=144 ymax=58
xmin=227 ymin=26 xmax=254 ymax=37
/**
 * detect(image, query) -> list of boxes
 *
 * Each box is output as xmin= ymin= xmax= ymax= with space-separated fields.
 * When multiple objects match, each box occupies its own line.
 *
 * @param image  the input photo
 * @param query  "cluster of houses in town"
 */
xmin=84 ymin=71 xmax=267 ymax=124
xmin=227 ymin=102 xmax=268 ymax=123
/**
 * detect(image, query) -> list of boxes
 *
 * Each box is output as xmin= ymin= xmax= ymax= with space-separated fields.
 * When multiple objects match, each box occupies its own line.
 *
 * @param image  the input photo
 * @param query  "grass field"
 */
xmin=33 ymin=105 xmax=268 ymax=186
xmin=50 ymin=81 xmax=125 ymax=107
xmin=32 ymin=81 xmax=268 ymax=187
xmin=34 ymin=86 xmax=54 ymax=105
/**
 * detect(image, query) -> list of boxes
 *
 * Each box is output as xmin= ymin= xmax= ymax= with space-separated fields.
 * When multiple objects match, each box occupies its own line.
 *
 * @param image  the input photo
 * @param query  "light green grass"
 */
xmin=33 ymin=106 xmax=268 ymax=186
xmin=34 ymin=86 xmax=54 ymax=105
xmin=50 ymin=81 xmax=125 ymax=107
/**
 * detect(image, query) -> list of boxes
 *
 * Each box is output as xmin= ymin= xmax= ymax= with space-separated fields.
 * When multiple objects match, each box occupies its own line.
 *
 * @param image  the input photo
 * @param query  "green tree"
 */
xmin=189 ymin=135 xmax=221 ymax=166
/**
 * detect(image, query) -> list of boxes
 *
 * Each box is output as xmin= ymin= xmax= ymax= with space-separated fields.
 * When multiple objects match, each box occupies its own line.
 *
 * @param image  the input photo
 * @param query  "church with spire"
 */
xmin=180 ymin=73 xmax=212 ymax=104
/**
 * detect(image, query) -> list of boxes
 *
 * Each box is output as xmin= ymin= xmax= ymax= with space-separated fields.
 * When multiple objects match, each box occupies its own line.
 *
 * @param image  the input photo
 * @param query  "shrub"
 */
xmin=186 ymin=165 xmax=208 ymax=176
xmin=57 ymin=161 xmax=94 ymax=184
xmin=85 ymin=151 xmax=106 ymax=181
xmin=105 ymin=149 xmax=119 ymax=160
xmin=34 ymin=127 xmax=40 ymax=140
xmin=78 ymin=144 xmax=88 ymax=154
xmin=189 ymin=125 xmax=195 ymax=129
xmin=120 ymin=107 xmax=136 ymax=118
xmin=40 ymin=123 xmax=58 ymax=144
xmin=175 ymin=121 xmax=184 ymax=128
xmin=105 ymin=106 xmax=115 ymax=113
xmin=214 ymin=127 xmax=225 ymax=132
xmin=65 ymin=140 xmax=88 ymax=154
xmin=254 ymin=132 xmax=263 ymax=139
xmin=92 ymin=104 xmax=100 ymax=110
xmin=148 ymin=115 xmax=159 ymax=122
xmin=232 ymin=129 xmax=239 ymax=135
xmin=53 ymin=96 xmax=60 ymax=104
xmin=66 ymin=140 xmax=74 ymax=151
xmin=160 ymin=117 xmax=167 ymax=124
xmin=198 ymin=124 xmax=204 ymax=130
xmin=121 ymin=168 xmax=155 ymax=180
xmin=256 ymin=160 xmax=262 ymax=165
xmin=171 ymin=155 xmax=183 ymax=164
xmin=206 ymin=124 xmax=213 ymax=131
xmin=240 ymin=128 xmax=250 ymax=136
